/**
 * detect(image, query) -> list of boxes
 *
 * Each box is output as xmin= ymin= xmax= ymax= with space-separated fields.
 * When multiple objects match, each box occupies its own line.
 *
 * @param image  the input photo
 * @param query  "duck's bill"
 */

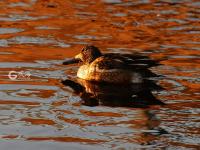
xmin=62 ymin=58 xmax=81 ymax=65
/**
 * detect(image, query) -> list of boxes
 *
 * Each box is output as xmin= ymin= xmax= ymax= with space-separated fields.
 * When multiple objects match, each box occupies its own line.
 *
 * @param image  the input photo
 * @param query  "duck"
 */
xmin=63 ymin=45 xmax=160 ymax=84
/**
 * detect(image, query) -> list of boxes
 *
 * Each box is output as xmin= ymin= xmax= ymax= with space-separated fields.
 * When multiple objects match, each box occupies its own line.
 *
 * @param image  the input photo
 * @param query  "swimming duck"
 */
xmin=63 ymin=45 xmax=159 ymax=84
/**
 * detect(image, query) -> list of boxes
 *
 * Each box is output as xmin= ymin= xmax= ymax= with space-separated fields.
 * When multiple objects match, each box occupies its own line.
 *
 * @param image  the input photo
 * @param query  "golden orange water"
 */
xmin=0 ymin=0 xmax=199 ymax=149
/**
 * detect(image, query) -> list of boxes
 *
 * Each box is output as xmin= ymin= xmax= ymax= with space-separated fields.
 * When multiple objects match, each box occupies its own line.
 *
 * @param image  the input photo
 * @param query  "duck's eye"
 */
xmin=82 ymin=48 xmax=86 ymax=52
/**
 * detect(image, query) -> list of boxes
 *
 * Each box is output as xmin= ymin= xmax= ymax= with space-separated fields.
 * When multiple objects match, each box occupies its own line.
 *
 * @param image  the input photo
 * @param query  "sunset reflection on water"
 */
xmin=0 ymin=0 xmax=199 ymax=149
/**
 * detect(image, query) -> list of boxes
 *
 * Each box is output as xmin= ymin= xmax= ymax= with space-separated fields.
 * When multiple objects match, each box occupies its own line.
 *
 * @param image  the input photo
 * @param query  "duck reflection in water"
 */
xmin=62 ymin=45 xmax=165 ymax=107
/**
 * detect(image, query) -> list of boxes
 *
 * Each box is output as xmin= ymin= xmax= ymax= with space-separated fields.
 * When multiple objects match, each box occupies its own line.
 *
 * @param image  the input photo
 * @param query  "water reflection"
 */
xmin=62 ymin=79 xmax=164 ymax=107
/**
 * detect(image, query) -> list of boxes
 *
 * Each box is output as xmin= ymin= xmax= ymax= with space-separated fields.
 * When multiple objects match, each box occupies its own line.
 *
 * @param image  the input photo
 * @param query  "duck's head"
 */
xmin=75 ymin=45 xmax=102 ymax=64
xmin=62 ymin=45 xmax=102 ymax=65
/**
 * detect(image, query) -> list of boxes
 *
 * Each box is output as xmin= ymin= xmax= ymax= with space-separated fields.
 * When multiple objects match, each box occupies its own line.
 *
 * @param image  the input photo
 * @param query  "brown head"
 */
xmin=75 ymin=45 xmax=102 ymax=64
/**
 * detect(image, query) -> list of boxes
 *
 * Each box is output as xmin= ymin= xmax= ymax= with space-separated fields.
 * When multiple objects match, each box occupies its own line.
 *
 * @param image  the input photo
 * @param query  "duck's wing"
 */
xmin=103 ymin=53 xmax=161 ymax=78
xmin=103 ymin=53 xmax=160 ymax=68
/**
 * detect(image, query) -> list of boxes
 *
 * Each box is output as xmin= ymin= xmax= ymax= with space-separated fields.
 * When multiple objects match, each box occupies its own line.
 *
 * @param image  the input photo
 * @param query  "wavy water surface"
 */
xmin=0 ymin=0 xmax=199 ymax=149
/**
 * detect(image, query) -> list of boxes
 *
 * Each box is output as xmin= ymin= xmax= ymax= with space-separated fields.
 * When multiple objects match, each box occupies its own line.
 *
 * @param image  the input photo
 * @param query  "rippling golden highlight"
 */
xmin=0 ymin=0 xmax=199 ymax=149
